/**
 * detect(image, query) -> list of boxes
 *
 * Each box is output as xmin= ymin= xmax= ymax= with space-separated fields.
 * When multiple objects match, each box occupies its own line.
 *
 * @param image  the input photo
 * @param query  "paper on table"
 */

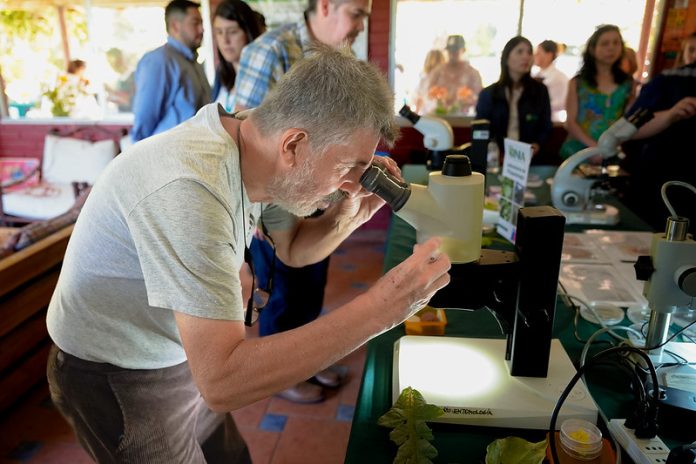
xmin=584 ymin=230 xmax=653 ymax=263
xmin=562 ymin=233 xmax=610 ymax=263
xmin=559 ymin=263 xmax=648 ymax=307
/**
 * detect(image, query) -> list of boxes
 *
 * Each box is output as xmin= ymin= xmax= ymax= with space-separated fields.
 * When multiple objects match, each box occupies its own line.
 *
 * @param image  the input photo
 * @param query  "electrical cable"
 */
xmin=558 ymin=281 xmax=615 ymax=345
xmin=660 ymin=181 xmax=696 ymax=219
xmin=549 ymin=346 xmax=659 ymax=464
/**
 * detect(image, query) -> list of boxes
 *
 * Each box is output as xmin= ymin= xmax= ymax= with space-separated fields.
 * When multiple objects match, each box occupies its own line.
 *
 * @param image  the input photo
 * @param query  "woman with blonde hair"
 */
xmin=412 ymin=49 xmax=446 ymax=113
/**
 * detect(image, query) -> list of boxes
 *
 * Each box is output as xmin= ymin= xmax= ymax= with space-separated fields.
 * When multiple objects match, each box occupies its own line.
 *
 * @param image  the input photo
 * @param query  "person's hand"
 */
xmin=372 ymin=155 xmax=403 ymax=182
xmin=328 ymin=156 xmax=403 ymax=229
xmin=367 ymin=238 xmax=451 ymax=328
xmin=668 ymin=97 xmax=696 ymax=124
xmin=328 ymin=189 xmax=383 ymax=227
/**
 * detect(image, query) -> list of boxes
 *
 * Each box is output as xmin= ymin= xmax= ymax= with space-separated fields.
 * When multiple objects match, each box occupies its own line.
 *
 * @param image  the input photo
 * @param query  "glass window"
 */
xmin=0 ymin=5 xmax=166 ymax=120
xmin=393 ymin=0 xmax=648 ymax=119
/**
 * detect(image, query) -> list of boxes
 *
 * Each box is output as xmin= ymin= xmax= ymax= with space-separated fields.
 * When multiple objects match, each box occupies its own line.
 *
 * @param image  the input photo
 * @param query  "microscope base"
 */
xmin=563 ymin=204 xmax=619 ymax=226
xmin=392 ymin=336 xmax=598 ymax=430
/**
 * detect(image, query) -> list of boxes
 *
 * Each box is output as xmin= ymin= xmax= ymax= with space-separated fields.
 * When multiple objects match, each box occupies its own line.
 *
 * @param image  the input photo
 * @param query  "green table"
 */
xmin=346 ymin=165 xmax=656 ymax=463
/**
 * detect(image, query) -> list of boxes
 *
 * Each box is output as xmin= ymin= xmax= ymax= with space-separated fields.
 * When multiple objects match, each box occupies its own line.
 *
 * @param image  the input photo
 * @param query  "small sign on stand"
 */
xmin=496 ymin=139 xmax=533 ymax=242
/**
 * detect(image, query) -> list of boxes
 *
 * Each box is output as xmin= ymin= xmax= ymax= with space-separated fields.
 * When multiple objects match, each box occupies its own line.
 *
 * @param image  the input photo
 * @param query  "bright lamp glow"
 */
xmin=397 ymin=338 xmax=501 ymax=400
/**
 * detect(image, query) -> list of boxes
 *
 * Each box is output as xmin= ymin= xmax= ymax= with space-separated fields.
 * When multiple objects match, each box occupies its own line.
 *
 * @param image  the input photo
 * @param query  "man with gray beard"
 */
xmin=46 ymin=46 xmax=451 ymax=463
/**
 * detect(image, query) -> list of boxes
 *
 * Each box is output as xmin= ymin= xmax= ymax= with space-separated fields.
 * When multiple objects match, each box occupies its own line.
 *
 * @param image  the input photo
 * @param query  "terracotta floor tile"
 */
xmin=237 ymin=427 xmax=280 ymax=464
xmin=267 ymin=386 xmax=341 ymax=418
xmin=271 ymin=417 xmax=351 ymax=464
xmin=232 ymin=397 xmax=271 ymax=428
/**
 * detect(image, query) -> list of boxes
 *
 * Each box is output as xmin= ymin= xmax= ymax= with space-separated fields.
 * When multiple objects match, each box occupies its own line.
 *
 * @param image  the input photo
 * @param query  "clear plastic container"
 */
xmin=559 ymin=418 xmax=603 ymax=460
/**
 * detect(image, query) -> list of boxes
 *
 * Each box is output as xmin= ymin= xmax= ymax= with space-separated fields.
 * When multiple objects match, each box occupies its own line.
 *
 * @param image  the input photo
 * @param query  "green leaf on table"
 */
xmin=485 ymin=436 xmax=547 ymax=464
xmin=378 ymin=387 xmax=444 ymax=464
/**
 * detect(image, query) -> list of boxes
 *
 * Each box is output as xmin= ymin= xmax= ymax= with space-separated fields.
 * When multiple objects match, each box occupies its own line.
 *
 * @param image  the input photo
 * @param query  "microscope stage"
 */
xmin=392 ymin=336 xmax=598 ymax=430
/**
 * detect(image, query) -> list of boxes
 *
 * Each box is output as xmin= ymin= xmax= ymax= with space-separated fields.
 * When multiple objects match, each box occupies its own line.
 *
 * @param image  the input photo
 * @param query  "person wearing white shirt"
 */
xmin=533 ymin=40 xmax=569 ymax=121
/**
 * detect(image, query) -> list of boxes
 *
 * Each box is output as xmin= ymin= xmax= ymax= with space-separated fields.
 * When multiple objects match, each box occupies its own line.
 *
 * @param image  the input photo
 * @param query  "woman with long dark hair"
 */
xmin=560 ymin=25 xmax=636 ymax=160
xmin=212 ymin=0 xmax=263 ymax=111
xmin=475 ymin=36 xmax=552 ymax=163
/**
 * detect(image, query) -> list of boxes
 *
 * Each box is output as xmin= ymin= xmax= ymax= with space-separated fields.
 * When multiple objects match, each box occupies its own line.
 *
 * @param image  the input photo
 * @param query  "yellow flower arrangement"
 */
xmin=43 ymin=74 xmax=90 ymax=117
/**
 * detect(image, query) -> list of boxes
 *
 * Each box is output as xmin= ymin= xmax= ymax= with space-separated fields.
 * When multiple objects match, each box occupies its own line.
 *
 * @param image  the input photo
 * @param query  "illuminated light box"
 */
xmin=392 ymin=336 xmax=598 ymax=429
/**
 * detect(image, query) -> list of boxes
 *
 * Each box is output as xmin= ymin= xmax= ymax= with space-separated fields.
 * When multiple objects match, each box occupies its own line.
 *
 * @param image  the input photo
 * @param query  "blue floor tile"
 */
xmin=9 ymin=441 xmax=42 ymax=461
xmin=259 ymin=414 xmax=287 ymax=432
xmin=336 ymin=404 xmax=355 ymax=422
xmin=350 ymin=282 xmax=368 ymax=290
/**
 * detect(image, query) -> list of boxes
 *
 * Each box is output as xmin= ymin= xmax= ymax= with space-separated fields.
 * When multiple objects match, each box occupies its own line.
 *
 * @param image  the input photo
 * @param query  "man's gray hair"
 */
xmin=251 ymin=44 xmax=399 ymax=153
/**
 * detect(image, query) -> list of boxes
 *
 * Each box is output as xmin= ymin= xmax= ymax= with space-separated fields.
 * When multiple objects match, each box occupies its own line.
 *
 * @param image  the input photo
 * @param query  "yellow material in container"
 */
xmin=404 ymin=307 xmax=447 ymax=335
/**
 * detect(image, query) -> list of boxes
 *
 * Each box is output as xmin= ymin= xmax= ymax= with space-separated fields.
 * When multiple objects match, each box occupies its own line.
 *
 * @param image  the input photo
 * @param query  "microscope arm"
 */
xmin=551 ymin=110 xmax=653 ymax=212
xmin=551 ymin=146 xmax=604 ymax=211
xmin=428 ymin=249 xmax=520 ymax=335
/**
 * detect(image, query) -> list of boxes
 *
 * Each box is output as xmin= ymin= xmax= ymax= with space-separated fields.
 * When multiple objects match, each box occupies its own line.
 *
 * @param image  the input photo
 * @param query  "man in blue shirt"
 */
xmin=132 ymin=0 xmax=211 ymax=142
xmin=234 ymin=0 xmax=371 ymax=404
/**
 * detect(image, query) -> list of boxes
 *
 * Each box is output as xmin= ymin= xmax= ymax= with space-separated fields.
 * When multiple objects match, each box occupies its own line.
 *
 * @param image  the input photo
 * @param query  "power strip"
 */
xmin=608 ymin=419 xmax=669 ymax=464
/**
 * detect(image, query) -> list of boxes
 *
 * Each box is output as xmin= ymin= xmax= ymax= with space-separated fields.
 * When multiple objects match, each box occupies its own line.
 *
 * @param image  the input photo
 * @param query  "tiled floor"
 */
xmin=0 ymin=211 xmax=390 ymax=464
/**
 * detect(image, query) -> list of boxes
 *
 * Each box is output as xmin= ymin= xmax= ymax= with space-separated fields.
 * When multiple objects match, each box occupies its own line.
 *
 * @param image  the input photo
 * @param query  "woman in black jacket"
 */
xmin=476 ymin=36 xmax=552 ymax=164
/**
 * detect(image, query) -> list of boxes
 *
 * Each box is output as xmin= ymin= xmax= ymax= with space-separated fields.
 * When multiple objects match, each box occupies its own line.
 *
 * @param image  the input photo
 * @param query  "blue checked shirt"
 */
xmin=132 ymin=37 xmax=211 ymax=142
xmin=234 ymin=18 xmax=312 ymax=110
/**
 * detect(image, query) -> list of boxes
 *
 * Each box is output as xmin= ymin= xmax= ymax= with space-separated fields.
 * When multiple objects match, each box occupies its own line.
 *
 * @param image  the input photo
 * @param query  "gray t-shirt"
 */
xmin=47 ymin=103 xmax=295 ymax=369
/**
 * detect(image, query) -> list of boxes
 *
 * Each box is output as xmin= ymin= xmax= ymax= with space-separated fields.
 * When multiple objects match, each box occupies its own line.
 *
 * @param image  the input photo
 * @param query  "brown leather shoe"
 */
xmin=275 ymin=381 xmax=325 ymax=403
xmin=313 ymin=365 xmax=348 ymax=388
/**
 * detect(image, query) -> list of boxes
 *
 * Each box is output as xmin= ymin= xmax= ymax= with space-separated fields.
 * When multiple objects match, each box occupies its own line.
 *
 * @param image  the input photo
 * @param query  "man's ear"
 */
xmin=168 ymin=18 xmax=181 ymax=37
xmin=318 ymin=0 xmax=331 ymax=17
xmin=279 ymin=128 xmax=308 ymax=168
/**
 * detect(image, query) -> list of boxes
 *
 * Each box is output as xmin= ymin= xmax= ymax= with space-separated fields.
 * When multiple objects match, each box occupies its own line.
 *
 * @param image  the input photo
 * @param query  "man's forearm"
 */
xmin=281 ymin=207 xmax=367 ymax=267
xmin=200 ymin=292 xmax=389 ymax=411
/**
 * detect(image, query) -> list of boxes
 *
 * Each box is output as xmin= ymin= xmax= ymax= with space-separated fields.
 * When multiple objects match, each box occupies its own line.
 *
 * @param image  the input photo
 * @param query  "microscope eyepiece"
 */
xmin=442 ymin=154 xmax=473 ymax=177
xmin=359 ymin=164 xmax=411 ymax=211
xmin=398 ymin=104 xmax=420 ymax=125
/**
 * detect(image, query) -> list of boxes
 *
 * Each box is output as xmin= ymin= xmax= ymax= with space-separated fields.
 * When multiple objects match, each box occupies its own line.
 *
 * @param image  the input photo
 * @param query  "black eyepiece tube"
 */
xmin=360 ymin=164 xmax=411 ymax=212
xmin=398 ymin=104 xmax=420 ymax=125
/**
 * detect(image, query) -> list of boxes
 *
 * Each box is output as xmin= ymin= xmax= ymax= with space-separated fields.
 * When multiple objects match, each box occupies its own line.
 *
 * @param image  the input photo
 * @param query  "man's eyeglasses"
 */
xmin=243 ymin=242 xmax=275 ymax=327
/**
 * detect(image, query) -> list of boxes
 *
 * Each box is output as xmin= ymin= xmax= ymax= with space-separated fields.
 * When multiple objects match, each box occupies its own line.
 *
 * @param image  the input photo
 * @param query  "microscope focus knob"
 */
xmin=675 ymin=265 xmax=696 ymax=297
xmin=562 ymin=191 xmax=579 ymax=207
xmin=634 ymin=255 xmax=655 ymax=281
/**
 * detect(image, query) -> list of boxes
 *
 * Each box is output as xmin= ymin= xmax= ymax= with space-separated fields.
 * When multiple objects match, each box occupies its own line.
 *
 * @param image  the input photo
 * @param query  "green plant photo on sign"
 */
xmin=377 ymin=387 xmax=444 ymax=464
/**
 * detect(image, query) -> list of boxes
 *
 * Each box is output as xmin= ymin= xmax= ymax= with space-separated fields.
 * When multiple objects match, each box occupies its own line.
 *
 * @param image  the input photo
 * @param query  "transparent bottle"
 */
xmin=487 ymin=141 xmax=500 ymax=174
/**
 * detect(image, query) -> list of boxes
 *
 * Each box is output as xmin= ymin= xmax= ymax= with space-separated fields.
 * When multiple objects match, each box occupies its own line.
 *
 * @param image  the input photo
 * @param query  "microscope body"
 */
xmin=636 ymin=217 xmax=696 ymax=352
xmin=397 ymin=171 xmax=484 ymax=264
xmin=361 ymin=156 xmax=567 ymax=377
xmin=551 ymin=111 xmax=652 ymax=220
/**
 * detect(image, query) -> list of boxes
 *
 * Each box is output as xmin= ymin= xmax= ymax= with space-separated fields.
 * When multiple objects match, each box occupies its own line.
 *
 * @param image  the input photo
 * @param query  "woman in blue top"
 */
xmin=476 ymin=36 xmax=552 ymax=163
xmin=560 ymin=25 xmax=636 ymax=160
xmin=212 ymin=0 xmax=263 ymax=112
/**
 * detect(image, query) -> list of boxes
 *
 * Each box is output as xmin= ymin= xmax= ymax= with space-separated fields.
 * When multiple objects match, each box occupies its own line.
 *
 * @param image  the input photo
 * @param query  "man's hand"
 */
xmin=668 ymin=96 xmax=696 ymax=124
xmin=331 ymin=155 xmax=403 ymax=231
xmin=367 ymin=238 xmax=451 ymax=328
